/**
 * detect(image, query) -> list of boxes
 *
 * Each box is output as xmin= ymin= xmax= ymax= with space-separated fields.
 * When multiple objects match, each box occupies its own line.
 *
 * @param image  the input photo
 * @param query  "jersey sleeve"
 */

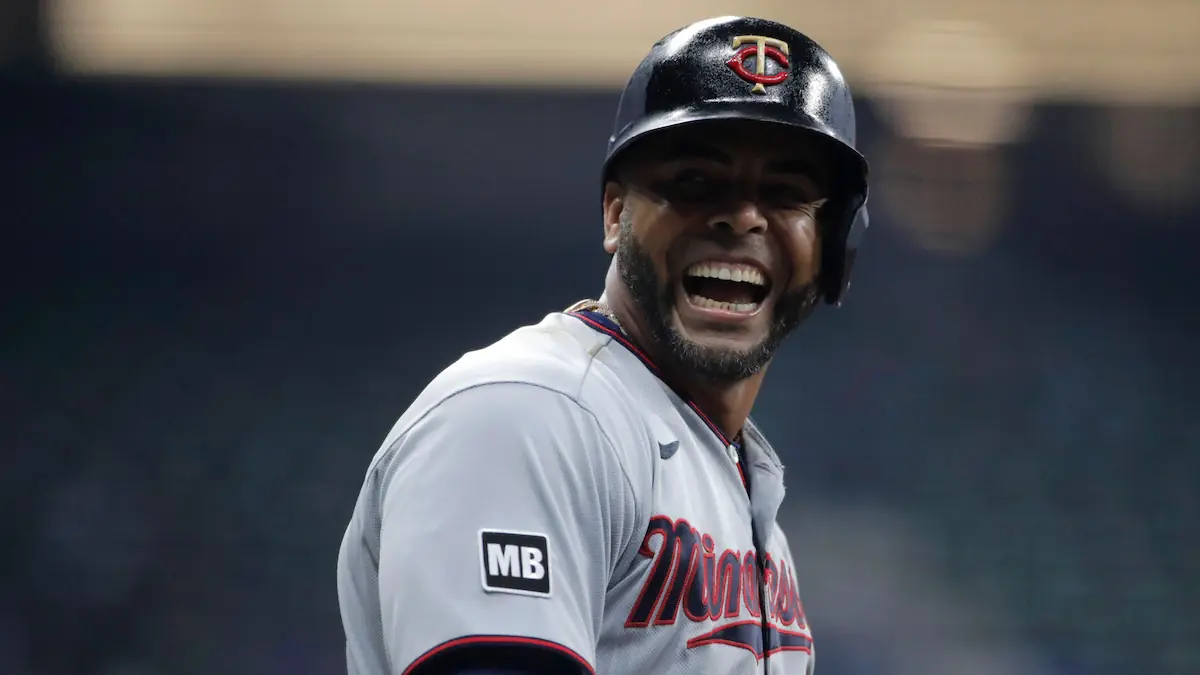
xmin=376 ymin=382 xmax=638 ymax=675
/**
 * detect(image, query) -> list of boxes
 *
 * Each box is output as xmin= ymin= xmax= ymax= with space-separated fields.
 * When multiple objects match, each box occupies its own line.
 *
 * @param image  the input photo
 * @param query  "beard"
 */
xmin=615 ymin=210 xmax=819 ymax=385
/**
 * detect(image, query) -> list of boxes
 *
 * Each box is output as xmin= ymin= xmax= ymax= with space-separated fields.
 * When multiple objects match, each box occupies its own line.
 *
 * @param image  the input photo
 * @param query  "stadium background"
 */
xmin=2 ymin=2 xmax=1197 ymax=675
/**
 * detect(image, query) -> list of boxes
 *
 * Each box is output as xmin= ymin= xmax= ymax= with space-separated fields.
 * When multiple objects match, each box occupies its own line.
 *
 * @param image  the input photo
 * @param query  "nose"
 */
xmin=707 ymin=201 xmax=768 ymax=236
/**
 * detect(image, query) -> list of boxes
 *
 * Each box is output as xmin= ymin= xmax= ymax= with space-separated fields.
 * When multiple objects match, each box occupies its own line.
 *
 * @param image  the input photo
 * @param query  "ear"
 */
xmin=602 ymin=181 xmax=625 ymax=255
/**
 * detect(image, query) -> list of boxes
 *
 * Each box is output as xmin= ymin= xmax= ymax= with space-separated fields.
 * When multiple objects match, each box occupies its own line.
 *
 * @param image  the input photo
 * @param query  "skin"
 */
xmin=598 ymin=120 xmax=831 ymax=440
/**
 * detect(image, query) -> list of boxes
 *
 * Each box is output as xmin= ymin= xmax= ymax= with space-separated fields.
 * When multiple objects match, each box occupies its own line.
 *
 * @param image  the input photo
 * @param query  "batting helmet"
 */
xmin=603 ymin=16 xmax=870 ymax=305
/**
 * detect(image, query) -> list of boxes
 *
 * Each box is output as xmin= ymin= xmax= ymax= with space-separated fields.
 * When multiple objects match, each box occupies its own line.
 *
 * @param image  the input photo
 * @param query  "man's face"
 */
xmin=604 ymin=121 xmax=830 ymax=384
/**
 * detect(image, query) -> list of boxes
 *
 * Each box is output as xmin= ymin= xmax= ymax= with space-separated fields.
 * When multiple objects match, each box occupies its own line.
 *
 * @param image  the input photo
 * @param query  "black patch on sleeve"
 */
xmin=479 ymin=530 xmax=551 ymax=597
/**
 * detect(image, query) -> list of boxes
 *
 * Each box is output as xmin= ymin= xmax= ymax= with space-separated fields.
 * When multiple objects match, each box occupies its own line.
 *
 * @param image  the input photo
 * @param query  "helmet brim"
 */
xmin=602 ymin=104 xmax=868 ymax=199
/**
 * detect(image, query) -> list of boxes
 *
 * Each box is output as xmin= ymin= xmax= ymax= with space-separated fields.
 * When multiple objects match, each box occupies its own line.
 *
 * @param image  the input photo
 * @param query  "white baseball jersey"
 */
xmin=337 ymin=308 xmax=814 ymax=675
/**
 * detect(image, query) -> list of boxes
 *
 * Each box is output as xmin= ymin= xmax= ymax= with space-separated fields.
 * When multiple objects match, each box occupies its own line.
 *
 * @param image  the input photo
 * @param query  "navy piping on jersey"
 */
xmin=568 ymin=310 xmax=749 ymax=491
xmin=401 ymin=635 xmax=593 ymax=675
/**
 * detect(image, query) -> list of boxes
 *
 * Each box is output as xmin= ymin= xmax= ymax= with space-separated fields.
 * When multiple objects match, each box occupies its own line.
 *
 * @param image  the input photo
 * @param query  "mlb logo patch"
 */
xmin=479 ymin=529 xmax=551 ymax=598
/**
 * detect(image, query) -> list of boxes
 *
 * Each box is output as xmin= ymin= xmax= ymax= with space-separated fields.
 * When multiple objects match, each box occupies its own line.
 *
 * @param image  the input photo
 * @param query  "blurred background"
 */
xmin=2 ymin=2 xmax=1197 ymax=675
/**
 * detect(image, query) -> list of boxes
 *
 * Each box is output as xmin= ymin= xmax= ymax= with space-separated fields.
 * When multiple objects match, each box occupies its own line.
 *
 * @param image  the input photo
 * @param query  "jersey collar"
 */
xmin=567 ymin=309 xmax=737 ymax=450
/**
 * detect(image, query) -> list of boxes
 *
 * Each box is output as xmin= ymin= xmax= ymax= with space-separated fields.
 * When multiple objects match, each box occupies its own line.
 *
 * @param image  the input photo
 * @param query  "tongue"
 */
xmin=689 ymin=278 xmax=757 ymax=304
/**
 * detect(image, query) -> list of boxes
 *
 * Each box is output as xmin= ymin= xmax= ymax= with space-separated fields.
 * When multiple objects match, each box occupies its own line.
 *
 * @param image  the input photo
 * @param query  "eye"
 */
xmin=674 ymin=169 xmax=713 ymax=187
xmin=652 ymin=169 xmax=728 ymax=202
xmin=763 ymin=182 xmax=823 ymax=208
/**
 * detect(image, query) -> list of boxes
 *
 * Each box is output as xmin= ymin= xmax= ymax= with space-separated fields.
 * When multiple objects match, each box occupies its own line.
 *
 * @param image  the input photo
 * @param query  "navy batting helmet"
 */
xmin=603 ymin=16 xmax=870 ymax=305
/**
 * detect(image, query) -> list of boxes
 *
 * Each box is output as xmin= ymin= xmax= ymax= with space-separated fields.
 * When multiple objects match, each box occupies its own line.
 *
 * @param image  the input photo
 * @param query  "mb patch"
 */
xmin=479 ymin=529 xmax=551 ymax=597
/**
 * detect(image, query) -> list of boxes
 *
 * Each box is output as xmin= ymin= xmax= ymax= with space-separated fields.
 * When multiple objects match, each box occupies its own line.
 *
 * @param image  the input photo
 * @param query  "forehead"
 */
xmin=620 ymin=120 xmax=829 ymax=174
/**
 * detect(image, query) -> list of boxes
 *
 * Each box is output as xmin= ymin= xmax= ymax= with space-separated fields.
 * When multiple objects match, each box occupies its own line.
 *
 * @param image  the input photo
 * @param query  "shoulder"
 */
xmin=372 ymin=312 xmax=656 ymax=477
xmin=436 ymin=312 xmax=609 ymax=404
xmin=400 ymin=312 xmax=626 ymax=429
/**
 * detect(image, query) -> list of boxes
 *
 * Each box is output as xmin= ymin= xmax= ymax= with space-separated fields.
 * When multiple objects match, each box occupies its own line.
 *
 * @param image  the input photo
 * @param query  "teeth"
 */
xmin=685 ymin=262 xmax=766 ymax=286
xmin=688 ymin=295 xmax=760 ymax=314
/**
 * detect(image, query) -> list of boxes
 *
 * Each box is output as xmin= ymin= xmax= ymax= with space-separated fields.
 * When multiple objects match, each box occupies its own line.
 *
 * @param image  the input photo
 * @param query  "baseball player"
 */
xmin=337 ymin=15 xmax=870 ymax=675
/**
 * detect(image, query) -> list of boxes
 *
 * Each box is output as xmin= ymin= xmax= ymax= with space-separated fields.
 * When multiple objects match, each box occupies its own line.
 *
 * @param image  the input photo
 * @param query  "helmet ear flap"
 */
xmin=817 ymin=198 xmax=869 ymax=305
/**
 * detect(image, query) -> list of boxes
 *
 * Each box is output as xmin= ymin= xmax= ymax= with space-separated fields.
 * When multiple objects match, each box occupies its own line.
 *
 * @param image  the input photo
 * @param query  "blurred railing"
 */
xmin=43 ymin=0 xmax=1200 ymax=103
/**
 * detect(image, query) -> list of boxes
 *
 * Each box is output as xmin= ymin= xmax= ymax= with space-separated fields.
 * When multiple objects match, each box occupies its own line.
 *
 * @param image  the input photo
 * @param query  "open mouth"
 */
xmin=681 ymin=262 xmax=771 ymax=314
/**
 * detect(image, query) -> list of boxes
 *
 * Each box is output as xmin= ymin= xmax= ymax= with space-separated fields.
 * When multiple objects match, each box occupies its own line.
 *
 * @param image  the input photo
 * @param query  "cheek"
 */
xmin=635 ymin=212 xmax=688 ymax=277
xmin=779 ymin=215 xmax=821 ymax=287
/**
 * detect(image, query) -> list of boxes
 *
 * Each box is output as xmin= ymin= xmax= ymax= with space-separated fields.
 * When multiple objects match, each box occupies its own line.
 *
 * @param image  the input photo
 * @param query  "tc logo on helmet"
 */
xmin=727 ymin=35 xmax=791 ymax=94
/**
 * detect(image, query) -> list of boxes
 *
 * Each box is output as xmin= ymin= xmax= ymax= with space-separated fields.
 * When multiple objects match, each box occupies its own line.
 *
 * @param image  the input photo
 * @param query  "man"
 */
xmin=337 ymin=15 xmax=870 ymax=675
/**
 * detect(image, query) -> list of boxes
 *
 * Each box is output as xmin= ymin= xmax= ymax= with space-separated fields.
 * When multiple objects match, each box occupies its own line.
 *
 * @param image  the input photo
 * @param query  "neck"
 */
xmin=678 ymin=369 xmax=765 ymax=442
xmin=597 ymin=271 xmax=765 ymax=442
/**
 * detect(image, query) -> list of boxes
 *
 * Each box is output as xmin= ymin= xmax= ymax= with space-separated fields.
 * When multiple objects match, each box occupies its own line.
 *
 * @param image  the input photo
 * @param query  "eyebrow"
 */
xmin=658 ymin=143 xmax=822 ymax=180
